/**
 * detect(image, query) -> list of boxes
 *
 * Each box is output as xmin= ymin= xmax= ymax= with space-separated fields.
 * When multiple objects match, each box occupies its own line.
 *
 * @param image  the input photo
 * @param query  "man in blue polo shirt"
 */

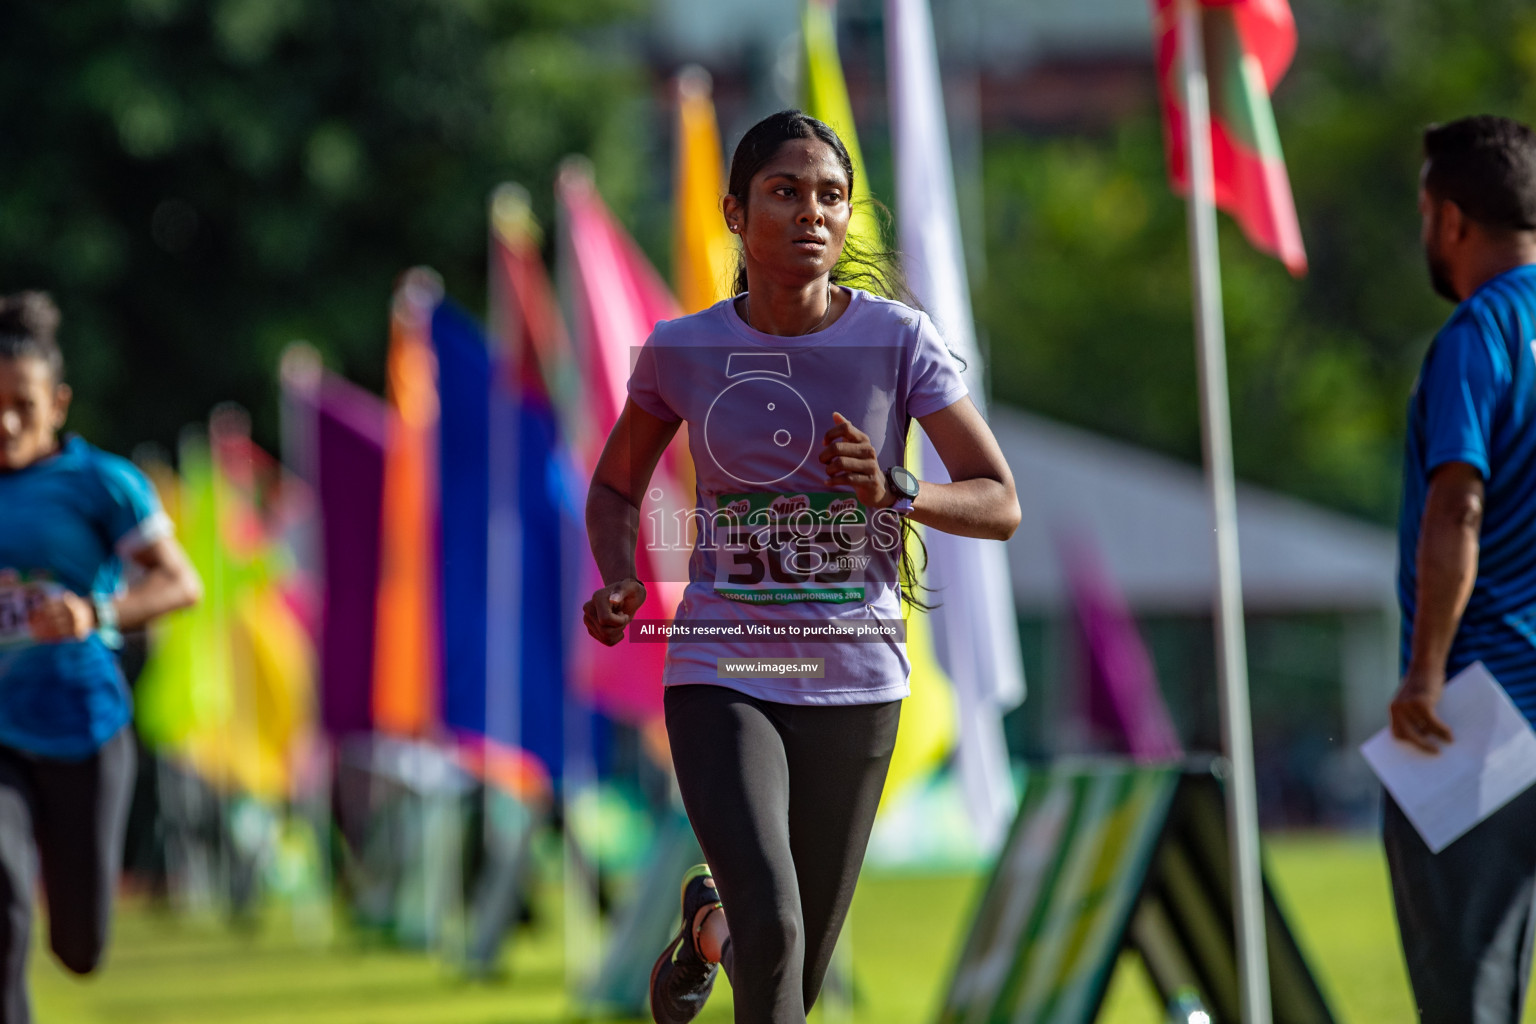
xmin=1386 ymin=115 xmax=1536 ymax=1024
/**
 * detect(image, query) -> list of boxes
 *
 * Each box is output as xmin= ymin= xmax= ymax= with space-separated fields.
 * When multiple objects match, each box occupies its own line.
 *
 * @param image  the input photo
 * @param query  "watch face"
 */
xmin=890 ymin=465 xmax=919 ymax=498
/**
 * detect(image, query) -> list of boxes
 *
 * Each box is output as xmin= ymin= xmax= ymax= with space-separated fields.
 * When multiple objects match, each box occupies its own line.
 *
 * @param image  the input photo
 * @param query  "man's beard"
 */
xmin=1426 ymin=248 xmax=1460 ymax=303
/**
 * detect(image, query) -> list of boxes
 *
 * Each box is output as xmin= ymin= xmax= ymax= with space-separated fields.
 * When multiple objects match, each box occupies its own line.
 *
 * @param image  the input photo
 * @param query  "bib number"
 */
xmin=0 ymin=582 xmax=46 ymax=650
xmin=712 ymin=493 xmax=869 ymax=604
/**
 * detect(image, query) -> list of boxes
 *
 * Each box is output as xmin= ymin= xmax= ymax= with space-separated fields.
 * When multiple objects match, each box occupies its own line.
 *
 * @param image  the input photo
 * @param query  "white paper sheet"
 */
xmin=1360 ymin=661 xmax=1536 ymax=854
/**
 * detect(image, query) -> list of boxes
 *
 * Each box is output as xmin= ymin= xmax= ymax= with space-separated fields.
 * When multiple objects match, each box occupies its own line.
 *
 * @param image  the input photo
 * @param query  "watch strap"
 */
xmin=92 ymin=592 xmax=123 ymax=650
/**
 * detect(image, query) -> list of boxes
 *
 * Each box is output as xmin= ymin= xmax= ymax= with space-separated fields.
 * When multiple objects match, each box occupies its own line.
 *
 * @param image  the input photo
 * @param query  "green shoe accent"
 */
xmin=678 ymin=863 xmax=711 ymax=902
xmin=649 ymin=864 xmax=721 ymax=1024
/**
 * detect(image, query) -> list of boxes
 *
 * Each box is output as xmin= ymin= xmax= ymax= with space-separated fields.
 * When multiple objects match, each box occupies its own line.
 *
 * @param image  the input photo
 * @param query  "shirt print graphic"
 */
xmin=702 ymin=351 xmax=867 ymax=603
xmin=704 ymin=352 xmax=816 ymax=486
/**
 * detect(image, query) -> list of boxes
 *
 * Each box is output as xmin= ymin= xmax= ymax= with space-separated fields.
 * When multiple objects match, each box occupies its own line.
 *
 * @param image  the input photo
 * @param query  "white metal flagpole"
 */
xmin=1177 ymin=2 xmax=1273 ymax=1022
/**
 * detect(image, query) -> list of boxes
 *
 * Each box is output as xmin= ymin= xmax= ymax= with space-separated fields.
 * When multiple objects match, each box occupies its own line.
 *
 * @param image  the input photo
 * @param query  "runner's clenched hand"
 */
xmin=582 ymin=577 xmax=647 ymax=647
xmin=820 ymin=412 xmax=890 ymax=509
xmin=27 ymin=589 xmax=95 ymax=643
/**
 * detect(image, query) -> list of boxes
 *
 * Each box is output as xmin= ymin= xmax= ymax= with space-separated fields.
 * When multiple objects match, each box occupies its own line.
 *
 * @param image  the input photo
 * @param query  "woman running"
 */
xmin=0 ymin=292 xmax=201 ymax=1023
xmin=582 ymin=110 xmax=1019 ymax=1024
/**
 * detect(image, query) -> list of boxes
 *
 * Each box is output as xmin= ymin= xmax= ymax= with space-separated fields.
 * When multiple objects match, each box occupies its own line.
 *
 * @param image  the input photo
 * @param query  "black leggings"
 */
xmin=0 ymin=726 xmax=136 ymax=1024
xmin=664 ymin=684 xmax=901 ymax=1024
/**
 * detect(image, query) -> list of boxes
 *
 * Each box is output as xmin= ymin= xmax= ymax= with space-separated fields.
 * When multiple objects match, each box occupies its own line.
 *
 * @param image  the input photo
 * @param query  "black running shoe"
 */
xmin=649 ymin=863 xmax=722 ymax=1024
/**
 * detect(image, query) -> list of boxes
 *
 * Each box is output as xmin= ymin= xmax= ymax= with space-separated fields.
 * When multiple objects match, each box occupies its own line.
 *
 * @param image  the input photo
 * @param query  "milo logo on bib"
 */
xmin=768 ymin=494 xmax=810 ymax=517
xmin=827 ymin=496 xmax=860 ymax=517
xmin=713 ymin=492 xmax=869 ymax=604
xmin=0 ymin=570 xmax=57 ymax=651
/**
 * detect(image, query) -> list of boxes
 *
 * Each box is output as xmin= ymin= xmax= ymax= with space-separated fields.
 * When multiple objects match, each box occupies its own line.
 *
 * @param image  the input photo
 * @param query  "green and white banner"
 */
xmin=939 ymin=760 xmax=1334 ymax=1024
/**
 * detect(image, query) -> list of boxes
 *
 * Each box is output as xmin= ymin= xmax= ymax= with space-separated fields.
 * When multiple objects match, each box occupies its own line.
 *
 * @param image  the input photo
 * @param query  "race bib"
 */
xmin=0 ymin=574 xmax=55 ymax=651
xmin=711 ymin=492 xmax=873 ymax=604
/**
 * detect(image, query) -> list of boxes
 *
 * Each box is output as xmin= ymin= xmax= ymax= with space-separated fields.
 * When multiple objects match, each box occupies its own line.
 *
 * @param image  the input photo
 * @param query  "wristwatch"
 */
xmin=885 ymin=465 xmax=919 ymax=515
xmin=92 ymin=592 xmax=123 ymax=650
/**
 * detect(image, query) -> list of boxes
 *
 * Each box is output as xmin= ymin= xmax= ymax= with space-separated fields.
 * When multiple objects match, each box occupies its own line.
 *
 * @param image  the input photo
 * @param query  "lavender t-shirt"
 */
xmin=626 ymin=287 xmax=968 ymax=705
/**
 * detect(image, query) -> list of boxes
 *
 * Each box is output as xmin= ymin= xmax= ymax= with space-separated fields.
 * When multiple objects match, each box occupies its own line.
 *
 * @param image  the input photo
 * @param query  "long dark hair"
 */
xmin=726 ymin=110 xmax=917 ymax=306
xmin=726 ymin=110 xmax=938 ymax=612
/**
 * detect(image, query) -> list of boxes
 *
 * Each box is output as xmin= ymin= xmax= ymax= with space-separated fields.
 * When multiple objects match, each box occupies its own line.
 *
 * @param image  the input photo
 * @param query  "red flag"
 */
xmin=491 ymin=190 xmax=577 ymax=409
xmin=557 ymin=163 xmax=680 ymax=459
xmin=1153 ymin=0 xmax=1307 ymax=276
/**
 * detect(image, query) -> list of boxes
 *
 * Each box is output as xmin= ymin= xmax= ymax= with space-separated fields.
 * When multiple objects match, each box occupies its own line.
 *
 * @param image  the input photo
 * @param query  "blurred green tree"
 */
xmin=975 ymin=0 xmax=1536 ymax=525
xmin=0 ymin=0 xmax=646 ymax=455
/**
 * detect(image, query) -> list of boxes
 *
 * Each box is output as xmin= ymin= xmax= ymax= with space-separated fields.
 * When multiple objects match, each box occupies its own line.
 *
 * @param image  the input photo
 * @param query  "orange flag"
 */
xmin=372 ymin=270 xmax=443 ymax=737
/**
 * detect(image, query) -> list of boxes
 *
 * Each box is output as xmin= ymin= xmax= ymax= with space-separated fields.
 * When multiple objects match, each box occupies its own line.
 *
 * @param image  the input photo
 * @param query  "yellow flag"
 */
xmin=673 ymin=66 xmax=736 ymax=313
xmin=878 ymin=432 xmax=959 ymax=813
xmin=802 ymin=0 xmax=956 ymax=809
xmin=135 ymin=439 xmax=236 ymax=755
xmin=801 ymin=0 xmax=883 ymax=255
xmin=186 ymin=588 xmax=314 ymax=800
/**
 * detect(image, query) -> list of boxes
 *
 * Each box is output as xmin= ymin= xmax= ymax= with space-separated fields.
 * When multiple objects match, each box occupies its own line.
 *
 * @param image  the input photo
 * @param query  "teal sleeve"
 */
xmin=92 ymin=451 xmax=170 ymax=554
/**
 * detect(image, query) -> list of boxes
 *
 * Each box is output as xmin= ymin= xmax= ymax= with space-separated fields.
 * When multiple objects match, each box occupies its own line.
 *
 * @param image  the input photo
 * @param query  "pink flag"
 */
xmin=556 ymin=161 xmax=691 ymax=722
xmin=1062 ymin=535 xmax=1184 ymax=763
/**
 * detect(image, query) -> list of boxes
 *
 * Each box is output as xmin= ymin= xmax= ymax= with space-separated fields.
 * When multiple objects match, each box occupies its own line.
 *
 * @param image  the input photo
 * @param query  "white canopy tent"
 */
xmin=990 ymin=404 xmax=1400 ymax=747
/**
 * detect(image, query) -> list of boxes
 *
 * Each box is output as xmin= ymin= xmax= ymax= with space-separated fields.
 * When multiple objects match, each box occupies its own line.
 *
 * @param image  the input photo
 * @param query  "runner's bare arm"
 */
xmin=28 ymin=534 xmax=201 ymax=642
xmin=910 ymin=397 xmax=1020 ymax=541
xmin=117 ymin=534 xmax=202 ymax=630
xmin=588 ymin=399 xmax=682 ymax=585
xmin=820 ymin=398 xmax=1018 ymax=541
xmin=583 ymin=399 xmax=681 ymax=645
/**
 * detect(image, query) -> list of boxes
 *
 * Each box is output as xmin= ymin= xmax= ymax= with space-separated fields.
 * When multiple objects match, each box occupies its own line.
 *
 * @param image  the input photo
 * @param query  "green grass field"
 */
xmin=27 ymin=833 xmax=1535 ymax=1022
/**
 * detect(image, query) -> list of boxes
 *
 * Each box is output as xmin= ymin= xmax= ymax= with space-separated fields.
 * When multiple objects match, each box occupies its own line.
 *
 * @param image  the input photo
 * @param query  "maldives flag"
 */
xmin=1153 ymin=0 xmax=1307 ymax=276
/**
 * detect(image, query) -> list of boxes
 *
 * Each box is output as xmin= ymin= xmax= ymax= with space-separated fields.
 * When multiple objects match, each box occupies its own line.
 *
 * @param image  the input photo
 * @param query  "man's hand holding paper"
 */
xmin=1389 ymin=664 xmax=1455 ymax=754
xmin=1363 ymin=662 xmax=1536 ymax=854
